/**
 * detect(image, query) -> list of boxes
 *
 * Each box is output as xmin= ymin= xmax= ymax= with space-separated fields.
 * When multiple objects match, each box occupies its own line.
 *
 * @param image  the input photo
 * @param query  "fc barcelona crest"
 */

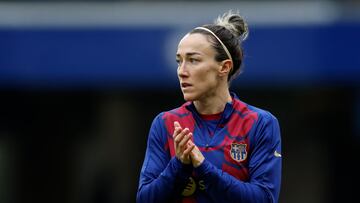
xmin=230 ymin=143 xmax=247 ymax=162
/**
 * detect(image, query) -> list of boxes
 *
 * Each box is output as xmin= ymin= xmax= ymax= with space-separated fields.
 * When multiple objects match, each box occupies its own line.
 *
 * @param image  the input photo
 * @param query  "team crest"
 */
xmin=230 ymin=143 xmax=247 ymax=162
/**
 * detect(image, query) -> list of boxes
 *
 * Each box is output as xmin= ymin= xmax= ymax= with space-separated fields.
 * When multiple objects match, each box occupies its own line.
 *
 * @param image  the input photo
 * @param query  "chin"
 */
xmin=182 ymin=92 xmax=199 ymax=101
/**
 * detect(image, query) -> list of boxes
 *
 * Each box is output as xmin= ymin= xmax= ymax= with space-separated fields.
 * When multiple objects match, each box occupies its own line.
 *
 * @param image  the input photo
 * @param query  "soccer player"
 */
xmin=137 ymin=10 xmax=282 ymax=203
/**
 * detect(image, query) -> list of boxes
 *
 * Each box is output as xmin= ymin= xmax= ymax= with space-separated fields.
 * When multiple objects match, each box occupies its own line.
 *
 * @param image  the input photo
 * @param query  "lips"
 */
xmin=181 ymin=82 xmax=192 ymax=88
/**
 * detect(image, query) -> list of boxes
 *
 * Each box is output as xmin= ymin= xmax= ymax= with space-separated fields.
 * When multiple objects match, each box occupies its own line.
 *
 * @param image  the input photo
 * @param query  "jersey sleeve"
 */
xmin=194 ymin=112 xmax=282 ymax=203
xmin=136 ymin=113 xmax=193 ymax=203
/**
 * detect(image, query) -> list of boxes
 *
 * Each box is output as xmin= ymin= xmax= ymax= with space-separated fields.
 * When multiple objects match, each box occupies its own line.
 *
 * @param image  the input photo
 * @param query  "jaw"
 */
xmin=182 ymin=89 xmax=199 ymax=101
xmin=182 ymin=92 xmax=195 ymax=101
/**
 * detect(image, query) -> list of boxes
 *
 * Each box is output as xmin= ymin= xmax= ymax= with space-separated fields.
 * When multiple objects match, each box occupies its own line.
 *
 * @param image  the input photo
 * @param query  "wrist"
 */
xmin=193 ymin=157 xmax=204 ymax=168
xmin=176 ymin=155 xmax=192 ymax=165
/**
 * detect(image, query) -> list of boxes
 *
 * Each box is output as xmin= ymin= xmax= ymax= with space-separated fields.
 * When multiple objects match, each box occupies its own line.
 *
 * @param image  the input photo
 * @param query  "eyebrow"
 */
xmin=176 ymin=52 xmax=202 ymax=57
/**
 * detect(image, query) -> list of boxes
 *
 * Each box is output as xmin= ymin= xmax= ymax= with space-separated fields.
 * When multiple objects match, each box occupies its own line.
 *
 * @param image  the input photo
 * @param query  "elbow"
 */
xmin=136 ymin=193 xmax=142 ymax=203
xmin=136 ymin=185 xmax=169 ymax=203
xmin=136 ymin=186 xmax=156 ymax=203
xmin=244 ymin=183 xmax=276 ymax=203
xmin=136 ymin=187 xmax=145 ymax=203
xmin=259 ymin=185 xmax=277 ymax=203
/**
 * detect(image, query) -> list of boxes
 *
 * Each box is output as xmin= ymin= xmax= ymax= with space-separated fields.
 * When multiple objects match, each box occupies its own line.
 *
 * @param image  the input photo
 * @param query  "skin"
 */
xmin=173 ymin=33 xmax=233 ymax=167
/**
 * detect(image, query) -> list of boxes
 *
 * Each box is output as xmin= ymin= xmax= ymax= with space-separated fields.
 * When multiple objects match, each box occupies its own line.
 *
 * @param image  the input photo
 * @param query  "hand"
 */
xmin=173 ymin=121 xmax=195 ymax=164
xmin=188 ymin=140 xmax=205 ymax=168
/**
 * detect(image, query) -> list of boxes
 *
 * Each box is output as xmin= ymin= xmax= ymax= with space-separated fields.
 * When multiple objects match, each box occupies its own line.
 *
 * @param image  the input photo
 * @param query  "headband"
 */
xmin=194 ymin=27 xmax=233 ymax=64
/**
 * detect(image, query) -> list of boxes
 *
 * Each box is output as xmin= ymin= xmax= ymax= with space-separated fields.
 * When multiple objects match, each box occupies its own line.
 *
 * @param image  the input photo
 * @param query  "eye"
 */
xmin=189 ymin=58 xmax=199 ymax=64
xmin=176 ymin=58 xmax=182 ymax=66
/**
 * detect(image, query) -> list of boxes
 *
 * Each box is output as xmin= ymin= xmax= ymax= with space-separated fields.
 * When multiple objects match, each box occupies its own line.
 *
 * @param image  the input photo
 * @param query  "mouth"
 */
xmin=181 ymin=82 xmax=192 ymax=88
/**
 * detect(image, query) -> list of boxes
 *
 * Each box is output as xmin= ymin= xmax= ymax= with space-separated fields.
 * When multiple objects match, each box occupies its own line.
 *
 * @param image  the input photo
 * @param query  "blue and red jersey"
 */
xmin=137 ymin=93 xmax=282 ymax=203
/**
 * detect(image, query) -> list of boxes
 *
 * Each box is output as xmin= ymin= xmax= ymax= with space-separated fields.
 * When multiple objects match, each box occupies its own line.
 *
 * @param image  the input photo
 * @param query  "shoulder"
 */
xmin=150 ymin=102 xmax=188 ymax=123
xmin=232 ymin=97 xmax=280 ymax=145
xmin=248 ymin=104 xmax=279 ymax=125
xmin=242 ymin=103 xmax=281 ymax=147
xmin=233 ymin=96 xmax=278 ymax=125
xmin=161 ymin=102 xmax=192 ymax=119
xmin=149 ymin=102 xmax=191 ymax=133
xmin=248 ymin=104 xmax=280 ymax=138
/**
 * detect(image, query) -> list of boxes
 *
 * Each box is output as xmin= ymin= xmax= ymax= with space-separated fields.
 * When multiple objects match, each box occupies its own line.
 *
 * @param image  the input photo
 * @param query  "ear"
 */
xmin=218 ymin=59 xmax=233 ymax=77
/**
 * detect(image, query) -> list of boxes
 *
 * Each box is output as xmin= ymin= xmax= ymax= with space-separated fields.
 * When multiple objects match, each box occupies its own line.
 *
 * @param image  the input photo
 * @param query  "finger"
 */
xmin=174 ymin=128 xmax=189 ymax=144
xmin=190 ymin=145 xmax=202 ymax=159
xmin=183 ymin=142 xmax=195 ymax=156
xmin=178 ymin=132 xmax=192 ymax=150
xmin=173 ymin=121 xmax=183 ymax=138
xmin=174 ymin=121 xmax=182 ymax=128
xmin=188 ymin=140 xmax=197 ymax=149
xmin=173 ymin=127 xmax=182 ymax=138
xmin=190 ymin=148 xmax=198 ymax=158
xmin=187 ymin=141 xmax=200 ymax=156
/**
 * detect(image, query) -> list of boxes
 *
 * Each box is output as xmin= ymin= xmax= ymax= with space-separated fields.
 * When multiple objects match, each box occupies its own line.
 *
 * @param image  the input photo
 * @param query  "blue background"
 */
xmin=1 ymin=23 xmax=359 ymax=88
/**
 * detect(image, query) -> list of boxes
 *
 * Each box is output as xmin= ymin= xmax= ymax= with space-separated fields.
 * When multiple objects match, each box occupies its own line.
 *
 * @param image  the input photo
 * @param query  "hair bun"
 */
xmin=215 ymin=10 xmax=249 ymax=41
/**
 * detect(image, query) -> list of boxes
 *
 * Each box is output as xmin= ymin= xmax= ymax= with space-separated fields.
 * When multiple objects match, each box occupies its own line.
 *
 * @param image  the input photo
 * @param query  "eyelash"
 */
xmin=176 ymin=58 xmax=199 ymax=65
xmin=189 ymin=58 xmax=198 ymax=63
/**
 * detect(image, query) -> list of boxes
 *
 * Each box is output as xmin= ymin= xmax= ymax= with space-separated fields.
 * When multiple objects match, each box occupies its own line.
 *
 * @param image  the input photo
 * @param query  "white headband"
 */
xmin=194 ymin=27 xmax=233 ymax=64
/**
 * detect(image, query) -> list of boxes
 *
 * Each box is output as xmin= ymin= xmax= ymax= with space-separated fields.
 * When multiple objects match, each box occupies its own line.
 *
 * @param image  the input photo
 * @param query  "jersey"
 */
xmin=137 ymin=93 xmax=282 ymax=203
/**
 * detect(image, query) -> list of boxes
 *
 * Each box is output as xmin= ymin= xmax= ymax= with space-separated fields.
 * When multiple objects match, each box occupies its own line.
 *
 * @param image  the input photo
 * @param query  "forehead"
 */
xmin=177 ymin=33 xmax=214 ymax=56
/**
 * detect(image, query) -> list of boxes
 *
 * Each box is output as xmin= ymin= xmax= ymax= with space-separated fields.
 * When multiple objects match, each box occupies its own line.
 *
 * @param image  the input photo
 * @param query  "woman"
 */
xmin=137 ymin=11 xmax=282 ymax=203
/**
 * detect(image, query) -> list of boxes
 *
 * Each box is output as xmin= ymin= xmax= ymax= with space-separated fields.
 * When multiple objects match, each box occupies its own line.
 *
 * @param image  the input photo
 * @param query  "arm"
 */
xmin=191 ymin=113 xmax=282 ymax=203
xmin=136 ymin=114 xmax=193 ymax=203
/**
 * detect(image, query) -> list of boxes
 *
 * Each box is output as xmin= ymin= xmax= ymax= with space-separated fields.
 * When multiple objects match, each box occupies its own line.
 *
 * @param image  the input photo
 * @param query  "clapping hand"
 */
xmin=173 ymin=121 xmax=205 ymax=167
xmin=173 ymin=121 xmax=194 ymax=164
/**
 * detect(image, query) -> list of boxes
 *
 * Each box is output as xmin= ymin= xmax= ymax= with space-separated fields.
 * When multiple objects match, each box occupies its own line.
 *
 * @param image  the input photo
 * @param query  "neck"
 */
xmin=194 ymin=89 xmax=232 ymax=115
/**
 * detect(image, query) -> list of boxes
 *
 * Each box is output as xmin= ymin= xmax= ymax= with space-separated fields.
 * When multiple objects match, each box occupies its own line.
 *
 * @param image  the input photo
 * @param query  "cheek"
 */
xmin=205 ymin=65 xmax=219 ymax=81
xmin=196 ymin=68 xmax=218 ymax=88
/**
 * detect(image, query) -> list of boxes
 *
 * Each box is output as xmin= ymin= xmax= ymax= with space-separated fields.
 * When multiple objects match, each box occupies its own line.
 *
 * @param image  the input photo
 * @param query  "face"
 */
xmin=176 ymin=33 xmax=222 ymax=101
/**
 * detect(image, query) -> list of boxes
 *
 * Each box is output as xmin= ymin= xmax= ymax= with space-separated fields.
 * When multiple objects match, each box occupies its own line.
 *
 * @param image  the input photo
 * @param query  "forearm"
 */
xmin=137 ymin=157 xmax=192 ymax=203
xmin=195 ymin=160 xmax=272 ymax=203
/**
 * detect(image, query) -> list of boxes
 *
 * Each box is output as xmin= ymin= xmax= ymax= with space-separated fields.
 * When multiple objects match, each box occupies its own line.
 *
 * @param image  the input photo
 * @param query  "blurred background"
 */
xmin=0 ymin=0 xmax=359 ymax=202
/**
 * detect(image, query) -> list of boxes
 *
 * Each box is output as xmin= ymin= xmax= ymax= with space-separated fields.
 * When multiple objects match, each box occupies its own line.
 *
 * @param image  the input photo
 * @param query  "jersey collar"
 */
xmin=184 ymin=92 xmax=239 ymax=125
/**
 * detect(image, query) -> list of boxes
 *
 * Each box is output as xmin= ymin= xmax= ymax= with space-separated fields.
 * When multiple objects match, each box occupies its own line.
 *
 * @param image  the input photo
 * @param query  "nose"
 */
xmin=177 ymin=62 xmax=189 ymax=78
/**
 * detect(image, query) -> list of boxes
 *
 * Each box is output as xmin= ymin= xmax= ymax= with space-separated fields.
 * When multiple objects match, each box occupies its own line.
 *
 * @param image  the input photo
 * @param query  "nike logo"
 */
xmin=274 ymin=151 xmax=282 ymax=158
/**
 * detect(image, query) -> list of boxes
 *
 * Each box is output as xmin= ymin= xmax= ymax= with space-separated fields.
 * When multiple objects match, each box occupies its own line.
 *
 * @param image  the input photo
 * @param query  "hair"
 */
xmin=189 ymin=10 xmax=249 ymax=82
